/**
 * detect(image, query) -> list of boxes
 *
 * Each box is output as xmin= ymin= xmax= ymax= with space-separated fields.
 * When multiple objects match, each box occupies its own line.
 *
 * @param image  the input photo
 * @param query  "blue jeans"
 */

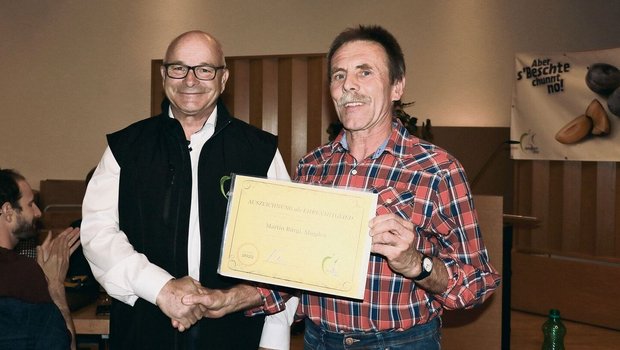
xmin=304 ymin=317 xmax=441 ymax=350
xmin=0 ymin=298 xmax=71 ymax=350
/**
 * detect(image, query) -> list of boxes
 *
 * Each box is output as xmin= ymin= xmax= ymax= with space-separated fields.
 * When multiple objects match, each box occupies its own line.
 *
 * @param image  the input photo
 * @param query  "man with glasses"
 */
xmin=81 ymin=30 xmax=289 ymax=349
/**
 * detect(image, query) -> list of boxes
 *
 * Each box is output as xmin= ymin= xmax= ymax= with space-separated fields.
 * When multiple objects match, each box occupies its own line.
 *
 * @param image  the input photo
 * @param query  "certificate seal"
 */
xmin=321 ymin=256 xmax=339 ymax=277
xmin=237 ymin=244 xmax=259 ymax=266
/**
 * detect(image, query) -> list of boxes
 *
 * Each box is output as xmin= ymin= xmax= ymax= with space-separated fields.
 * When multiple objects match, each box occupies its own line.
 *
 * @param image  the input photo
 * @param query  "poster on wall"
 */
xmin=510 ymin=47 xmax=620 ymax=161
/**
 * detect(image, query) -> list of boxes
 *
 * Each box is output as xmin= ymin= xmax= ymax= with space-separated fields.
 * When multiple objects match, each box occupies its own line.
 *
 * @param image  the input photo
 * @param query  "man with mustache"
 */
xmin=255 ymin=25 xmax=502 ymax=349
xmin=81 ymin=31 xmax=290 ymax=349
xmin=0 ymin=168 xmax=80 ymax=349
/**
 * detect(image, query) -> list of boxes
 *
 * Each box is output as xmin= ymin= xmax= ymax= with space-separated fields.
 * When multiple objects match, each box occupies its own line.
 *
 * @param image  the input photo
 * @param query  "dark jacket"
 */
xmin=106 ymin=100 xmax=277 ymax=349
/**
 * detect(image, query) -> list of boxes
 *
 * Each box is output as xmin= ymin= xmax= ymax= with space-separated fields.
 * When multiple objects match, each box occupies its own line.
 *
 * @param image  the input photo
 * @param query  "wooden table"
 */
xmin=72 ymin=300 xmax=109 ymax=349
xmin=72 ymin=300 xmax=109 ymax=335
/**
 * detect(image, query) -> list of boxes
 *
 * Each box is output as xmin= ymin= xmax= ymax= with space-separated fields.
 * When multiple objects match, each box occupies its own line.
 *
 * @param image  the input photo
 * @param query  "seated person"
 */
xmin=0 ymin=168 xmax=80 ymax=350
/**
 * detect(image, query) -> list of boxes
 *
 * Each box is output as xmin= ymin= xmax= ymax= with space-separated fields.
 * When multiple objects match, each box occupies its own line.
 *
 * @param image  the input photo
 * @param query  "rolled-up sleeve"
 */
xmin=430 ymin=164 xmax=502 ymax=309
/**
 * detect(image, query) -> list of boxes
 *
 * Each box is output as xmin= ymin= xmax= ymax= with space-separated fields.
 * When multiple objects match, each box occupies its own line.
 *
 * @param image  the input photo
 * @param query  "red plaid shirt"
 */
xmin=284 ymin=121 xmax=501 ymax=332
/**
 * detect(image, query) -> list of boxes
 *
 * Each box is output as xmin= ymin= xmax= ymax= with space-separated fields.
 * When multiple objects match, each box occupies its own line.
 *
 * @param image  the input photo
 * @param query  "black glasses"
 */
xmin=163 ymin=63 xmax=226 ymax=81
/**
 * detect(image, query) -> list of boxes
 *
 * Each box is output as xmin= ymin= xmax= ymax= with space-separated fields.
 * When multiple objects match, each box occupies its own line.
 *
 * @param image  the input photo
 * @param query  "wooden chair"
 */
xmin=38 ymin=179 xmax=86 ymax=229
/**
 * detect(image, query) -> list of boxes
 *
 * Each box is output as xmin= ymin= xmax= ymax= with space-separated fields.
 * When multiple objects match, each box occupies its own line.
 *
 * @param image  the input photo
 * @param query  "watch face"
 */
xmin=423 ymin=257 xmax=433 ymax=272
xmin=414 ymin=255 xmax=433 ymax=281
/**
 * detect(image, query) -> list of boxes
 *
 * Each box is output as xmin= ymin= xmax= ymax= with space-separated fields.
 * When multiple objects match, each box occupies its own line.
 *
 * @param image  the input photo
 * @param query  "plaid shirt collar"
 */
xmin=330 ymin=119 xmax=425 ymax=162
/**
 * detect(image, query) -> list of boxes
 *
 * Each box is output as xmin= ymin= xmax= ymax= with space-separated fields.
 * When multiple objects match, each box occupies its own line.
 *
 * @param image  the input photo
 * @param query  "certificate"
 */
xmin=218 ymin=175 xmax=377 ymax=299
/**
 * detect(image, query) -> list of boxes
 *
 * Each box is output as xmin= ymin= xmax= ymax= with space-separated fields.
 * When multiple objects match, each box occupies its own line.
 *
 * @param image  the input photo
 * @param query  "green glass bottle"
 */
xmin=542 ymin=309 xmax=566 ymax=350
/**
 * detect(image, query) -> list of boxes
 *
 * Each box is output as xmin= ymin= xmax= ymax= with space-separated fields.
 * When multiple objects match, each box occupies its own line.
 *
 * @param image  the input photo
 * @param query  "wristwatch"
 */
xmin=414 ymin=254 xmax=433 ymax=281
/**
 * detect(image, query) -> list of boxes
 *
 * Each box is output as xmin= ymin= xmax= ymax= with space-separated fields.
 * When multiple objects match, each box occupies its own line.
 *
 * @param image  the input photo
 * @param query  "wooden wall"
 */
xmin=430 ymin=127 xmax=513 ymax=213
xmin=513 ymin=160 xmax=620 ymax=259
xmin=512 ymin=160 xmax=620 ymax=330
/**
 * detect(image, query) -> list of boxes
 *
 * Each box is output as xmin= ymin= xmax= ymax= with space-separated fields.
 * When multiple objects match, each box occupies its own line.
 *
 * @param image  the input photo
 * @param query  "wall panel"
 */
xmin=512 ymin=159 xmax=620 ymax=330
xmin=261 ymin=59 xmax=278 ymax=135
xmin=596 ymin=162 xmax=616 ymax=256
xmin=227 ymin=59 xmax=250 ymax=123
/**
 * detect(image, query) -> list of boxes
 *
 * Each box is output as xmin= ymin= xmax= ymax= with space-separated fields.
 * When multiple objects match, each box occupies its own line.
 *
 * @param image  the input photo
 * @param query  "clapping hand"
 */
xmin=36 ymin=227 xmax=81 ymax=284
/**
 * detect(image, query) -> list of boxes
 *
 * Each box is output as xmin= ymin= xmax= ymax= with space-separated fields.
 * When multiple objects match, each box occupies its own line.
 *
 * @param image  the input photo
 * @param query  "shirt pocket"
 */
xmin=372 ymin=186 xmax=430 ymax=229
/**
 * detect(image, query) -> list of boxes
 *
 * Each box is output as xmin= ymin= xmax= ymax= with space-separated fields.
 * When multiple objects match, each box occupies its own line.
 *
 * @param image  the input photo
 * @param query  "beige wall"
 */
xmin=1 ymin=0 xmax=619 ymax=187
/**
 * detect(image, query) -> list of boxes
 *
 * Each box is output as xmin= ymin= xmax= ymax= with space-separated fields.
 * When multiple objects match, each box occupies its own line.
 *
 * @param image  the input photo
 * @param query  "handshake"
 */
xmin=155 ymin=276 xmax=262 ymax=332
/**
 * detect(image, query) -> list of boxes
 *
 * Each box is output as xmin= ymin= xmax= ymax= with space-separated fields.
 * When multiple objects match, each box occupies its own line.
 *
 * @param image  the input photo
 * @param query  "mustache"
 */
xmin=337 ymin=92 xmax=370 ymax=107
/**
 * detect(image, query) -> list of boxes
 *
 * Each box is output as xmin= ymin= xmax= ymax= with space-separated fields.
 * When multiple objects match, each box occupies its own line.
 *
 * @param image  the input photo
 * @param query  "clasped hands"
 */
xmin=157 ymin=213 xmax=432 ymax=332
xmin=156 ymin=277 xmax=259 ymax=332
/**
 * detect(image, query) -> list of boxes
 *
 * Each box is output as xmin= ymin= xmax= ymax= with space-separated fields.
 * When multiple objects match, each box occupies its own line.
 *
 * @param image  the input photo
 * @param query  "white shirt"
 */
xmin=81 ymin=106 xmax=289 ymax=305
xmin=82 ymin=106 xmax=295 ymax=349
xmin=259 ymin=296 xmax=299 ymax=350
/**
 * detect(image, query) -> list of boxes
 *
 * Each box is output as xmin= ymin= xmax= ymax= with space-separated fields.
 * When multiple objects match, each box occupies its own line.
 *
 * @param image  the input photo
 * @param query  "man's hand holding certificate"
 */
xmin=218 ymin=175 xmax=377 ymax=299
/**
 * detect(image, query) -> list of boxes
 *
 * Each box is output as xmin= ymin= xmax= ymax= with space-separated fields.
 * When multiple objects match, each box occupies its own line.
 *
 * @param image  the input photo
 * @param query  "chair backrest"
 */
xmin=441 ymin=195 xmax=504 ymax=349
xmin=38 ymin=179 xmax=86 ymax=229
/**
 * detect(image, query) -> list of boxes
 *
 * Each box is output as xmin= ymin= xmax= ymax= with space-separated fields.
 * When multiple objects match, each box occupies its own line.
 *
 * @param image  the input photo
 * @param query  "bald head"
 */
xmin=160 ymin=30 xmax=230 ymax=121
xmin=164 ymin=30 xmax=226 ymax=67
